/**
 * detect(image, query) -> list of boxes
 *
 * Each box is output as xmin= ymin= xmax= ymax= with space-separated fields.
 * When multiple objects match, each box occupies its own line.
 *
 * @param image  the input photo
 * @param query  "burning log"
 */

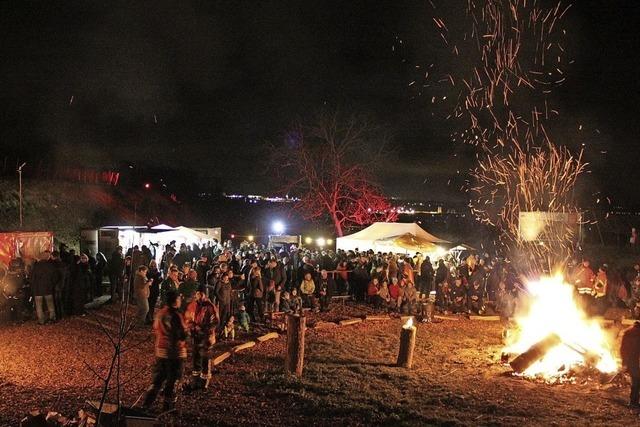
xmin=285 ymin=314 xmax=306 ymax=377
xmin=510 ymin=333 xmax=561 ymax=373
xmin=397 ymin=318 xmax=417 ymax=369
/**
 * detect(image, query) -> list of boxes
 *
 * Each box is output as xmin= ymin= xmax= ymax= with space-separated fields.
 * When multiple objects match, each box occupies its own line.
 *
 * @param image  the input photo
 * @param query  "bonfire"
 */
xmin=503 ymin=275 xmax=618 ymax=380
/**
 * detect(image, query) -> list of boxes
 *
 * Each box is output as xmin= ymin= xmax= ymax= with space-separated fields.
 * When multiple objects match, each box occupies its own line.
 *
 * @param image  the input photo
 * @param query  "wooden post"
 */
xmin=396 ymin=323 xmax=417 ymax=368
xmin=285 ymin=314 xmax=306 ymax=377
xmin=509 ymin=333 xmax=561 ymax=373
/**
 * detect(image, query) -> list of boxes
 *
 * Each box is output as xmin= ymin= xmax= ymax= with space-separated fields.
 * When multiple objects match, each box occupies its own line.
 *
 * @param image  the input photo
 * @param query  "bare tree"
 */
xmin=274 ymin=113 xmax=397 ymax=237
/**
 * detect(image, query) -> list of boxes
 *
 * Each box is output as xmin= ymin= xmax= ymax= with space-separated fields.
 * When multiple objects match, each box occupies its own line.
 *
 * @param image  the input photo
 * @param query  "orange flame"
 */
xmin=504 ymin=274 xmax=617 ymax=378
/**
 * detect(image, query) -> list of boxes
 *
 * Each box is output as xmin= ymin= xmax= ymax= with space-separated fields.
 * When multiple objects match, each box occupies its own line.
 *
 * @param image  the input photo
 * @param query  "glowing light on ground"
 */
xmin=504 ymin=275 xmax=617 ymax=378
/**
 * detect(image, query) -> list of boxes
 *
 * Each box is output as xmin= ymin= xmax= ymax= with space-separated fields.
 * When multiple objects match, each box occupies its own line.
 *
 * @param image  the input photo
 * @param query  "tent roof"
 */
xmin=338 ymin=222 xmax=449 ymax=244
xmin=150 ymin=224 xmax=175 ymax=231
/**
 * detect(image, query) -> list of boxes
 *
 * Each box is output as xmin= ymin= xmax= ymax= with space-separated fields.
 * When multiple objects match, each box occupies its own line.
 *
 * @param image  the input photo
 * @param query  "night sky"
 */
xmin=1 ymin=1 xmax=639 ymax=203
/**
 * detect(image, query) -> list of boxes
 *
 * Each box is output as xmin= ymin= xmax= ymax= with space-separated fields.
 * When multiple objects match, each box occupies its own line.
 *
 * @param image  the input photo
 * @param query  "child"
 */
xmin=238 ymin=305 xmax=251 ymax=333
xmin=378 ymin=281 xmax=391 ymax=312
xmin=290 ymin=288 xmax=303 ymax=314
xmin=280 ymin=291 xmax=292 ymax=313
xmin=223 ymin=315 xmax=235 ymax=340
xmin=367 ymin=278 xmax=380 ymax=307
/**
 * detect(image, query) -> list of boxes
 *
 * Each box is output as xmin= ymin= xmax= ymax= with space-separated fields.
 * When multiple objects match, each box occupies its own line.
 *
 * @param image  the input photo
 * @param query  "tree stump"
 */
xmin=285 ymin=314 xmax=306 ymax=377
xmin=396 ymin=324 xmax=417 ymax=368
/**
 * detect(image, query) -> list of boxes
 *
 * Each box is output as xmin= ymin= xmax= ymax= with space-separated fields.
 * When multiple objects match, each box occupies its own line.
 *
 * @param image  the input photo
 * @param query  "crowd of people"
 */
xmin=5 ymin=238 xmax=640 ymax=410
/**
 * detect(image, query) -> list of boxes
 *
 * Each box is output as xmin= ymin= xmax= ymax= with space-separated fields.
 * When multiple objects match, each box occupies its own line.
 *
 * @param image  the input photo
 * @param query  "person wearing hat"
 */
xmin=184 ymin=285 xmax=218 ymax=391
xmin=621 ymin=321 xmax=640 ymax=408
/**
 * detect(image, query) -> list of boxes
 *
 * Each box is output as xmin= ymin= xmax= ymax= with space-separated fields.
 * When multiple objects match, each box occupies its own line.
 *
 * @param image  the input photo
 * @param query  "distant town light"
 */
xmin=144 ymin=183 xmax=151 ymax=189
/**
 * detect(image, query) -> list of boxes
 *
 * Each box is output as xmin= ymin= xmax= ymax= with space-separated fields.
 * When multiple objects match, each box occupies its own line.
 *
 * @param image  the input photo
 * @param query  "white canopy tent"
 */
xmin=99 ymin=224 xmax=220 ymax=263
xmin=336 ymin=222 xmax=450 ymax=256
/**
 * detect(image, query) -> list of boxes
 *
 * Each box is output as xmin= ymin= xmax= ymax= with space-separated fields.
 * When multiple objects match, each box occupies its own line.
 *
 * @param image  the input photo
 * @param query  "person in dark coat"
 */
xmin=50 ymin=251 xmax=66 ymax=319
xmin=247 ymin=266 xmax=264 ymax=322
xmin=109 ymin=246 xmax=125 ymax=303
xmin=146 ymin=259 xmax=163 ymax=324
xmin=317 ymin=269 xmax=336 ymax=312
xmin=420 ymin=256 xmax=435 ymax=295
xmin=467 ymin=279 xmax=484 ymax=314
xmin=30 ymin=251 xmax=58 ymax=324
xmin=435 ymin=260 xmax=449 ymax=308
xmin=264 ymin=258 xmax=285 ymax=311
xmin=94 ymin=251 xmax=107 ymax=298
xmin=621 ymin=321 xmax=640 ymax=407
xmin=450 ymin=276 xmax=468 ymax=314
xmin=72 ymin=254 xmax=93 ymax=315
xmin=216 ymin=274 xmax=233 ymax=328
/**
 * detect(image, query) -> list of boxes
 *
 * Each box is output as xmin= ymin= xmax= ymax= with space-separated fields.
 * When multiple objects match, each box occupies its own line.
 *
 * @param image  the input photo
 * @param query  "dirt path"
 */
xmin=0 ymin=306 xmax=636 ymax=426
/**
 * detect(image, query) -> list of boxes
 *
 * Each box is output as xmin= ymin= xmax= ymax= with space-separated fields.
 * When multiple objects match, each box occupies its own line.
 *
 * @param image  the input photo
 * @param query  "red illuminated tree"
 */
xmin=275 ymin=113 xmax=397 ymax=237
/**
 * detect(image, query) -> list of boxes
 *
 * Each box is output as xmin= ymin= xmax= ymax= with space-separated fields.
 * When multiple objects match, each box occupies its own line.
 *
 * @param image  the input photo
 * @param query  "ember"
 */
xmin=504 ymin=275 xmax=618 ymax=379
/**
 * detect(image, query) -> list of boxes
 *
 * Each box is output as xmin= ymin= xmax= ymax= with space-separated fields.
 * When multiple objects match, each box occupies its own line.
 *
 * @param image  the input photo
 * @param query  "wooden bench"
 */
xmin=331 ymin=295 xmax=351 ymax=306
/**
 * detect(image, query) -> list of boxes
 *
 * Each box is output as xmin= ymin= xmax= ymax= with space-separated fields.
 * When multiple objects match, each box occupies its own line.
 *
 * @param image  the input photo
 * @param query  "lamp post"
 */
xmin=17 ymin=162 xmax=26 ymax=228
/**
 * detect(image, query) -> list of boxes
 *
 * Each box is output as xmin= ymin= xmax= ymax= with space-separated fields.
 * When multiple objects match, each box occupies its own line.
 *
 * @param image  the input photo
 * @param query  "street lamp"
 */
xmin=17 ymin=162 xmax=26 ymax=228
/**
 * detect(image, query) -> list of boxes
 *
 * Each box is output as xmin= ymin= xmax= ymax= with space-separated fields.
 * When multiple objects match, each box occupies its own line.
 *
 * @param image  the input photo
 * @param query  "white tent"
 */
xmin=100 ymin=224 xmax=220 ymax=263
xmin=336 ymin=222 xmax=450 ymax=255
xmin=148 ymin=225 xmax=216 ymax=247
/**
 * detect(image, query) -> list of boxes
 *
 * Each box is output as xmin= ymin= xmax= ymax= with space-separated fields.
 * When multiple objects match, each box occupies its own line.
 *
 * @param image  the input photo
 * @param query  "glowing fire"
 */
xmin=504 ymin=275 xmax=618 ymax=378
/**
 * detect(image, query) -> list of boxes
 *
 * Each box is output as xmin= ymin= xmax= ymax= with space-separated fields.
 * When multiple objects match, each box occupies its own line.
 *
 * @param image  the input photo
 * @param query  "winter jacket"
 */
xmin=159 ymin=277 xmax=179 ymax=306
xmin=264 ymin=266 xmax=285 ymax=288
xmin=30 ymin=260 xmax=58 ymax=296
xmin=388 ymin=283 xmax=400 ymax=300
xmin=367 ymin=282 xmax=379 ymax=297
xmin=185 ymin=298 xmax=218 ymax=335
xmin=217 ymin=281 xmax=232 ymax=305
xmin=300 ymin=279 xmax=315 ymax=296
xmin=378 ymin=286 xmax=390 ymax=302
xmin=250 ymin=276 xmax=264 ymax=299
xmin=154 ymin=306 xmax=187 ymax=359
xmin=316 ymin=277 xmax=336 ymax=298
xmin=109 ymin=252 xmax=124 ymax=276
xmin=403 ymin=286 xmax=418 ymax=303
xmin=178 ymin=279 xmax=199 ymax=302
xmin=133 ymin=271 xmax=150 ymax=299
xmin=621 ymin=322 xmax=640 ymax=375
